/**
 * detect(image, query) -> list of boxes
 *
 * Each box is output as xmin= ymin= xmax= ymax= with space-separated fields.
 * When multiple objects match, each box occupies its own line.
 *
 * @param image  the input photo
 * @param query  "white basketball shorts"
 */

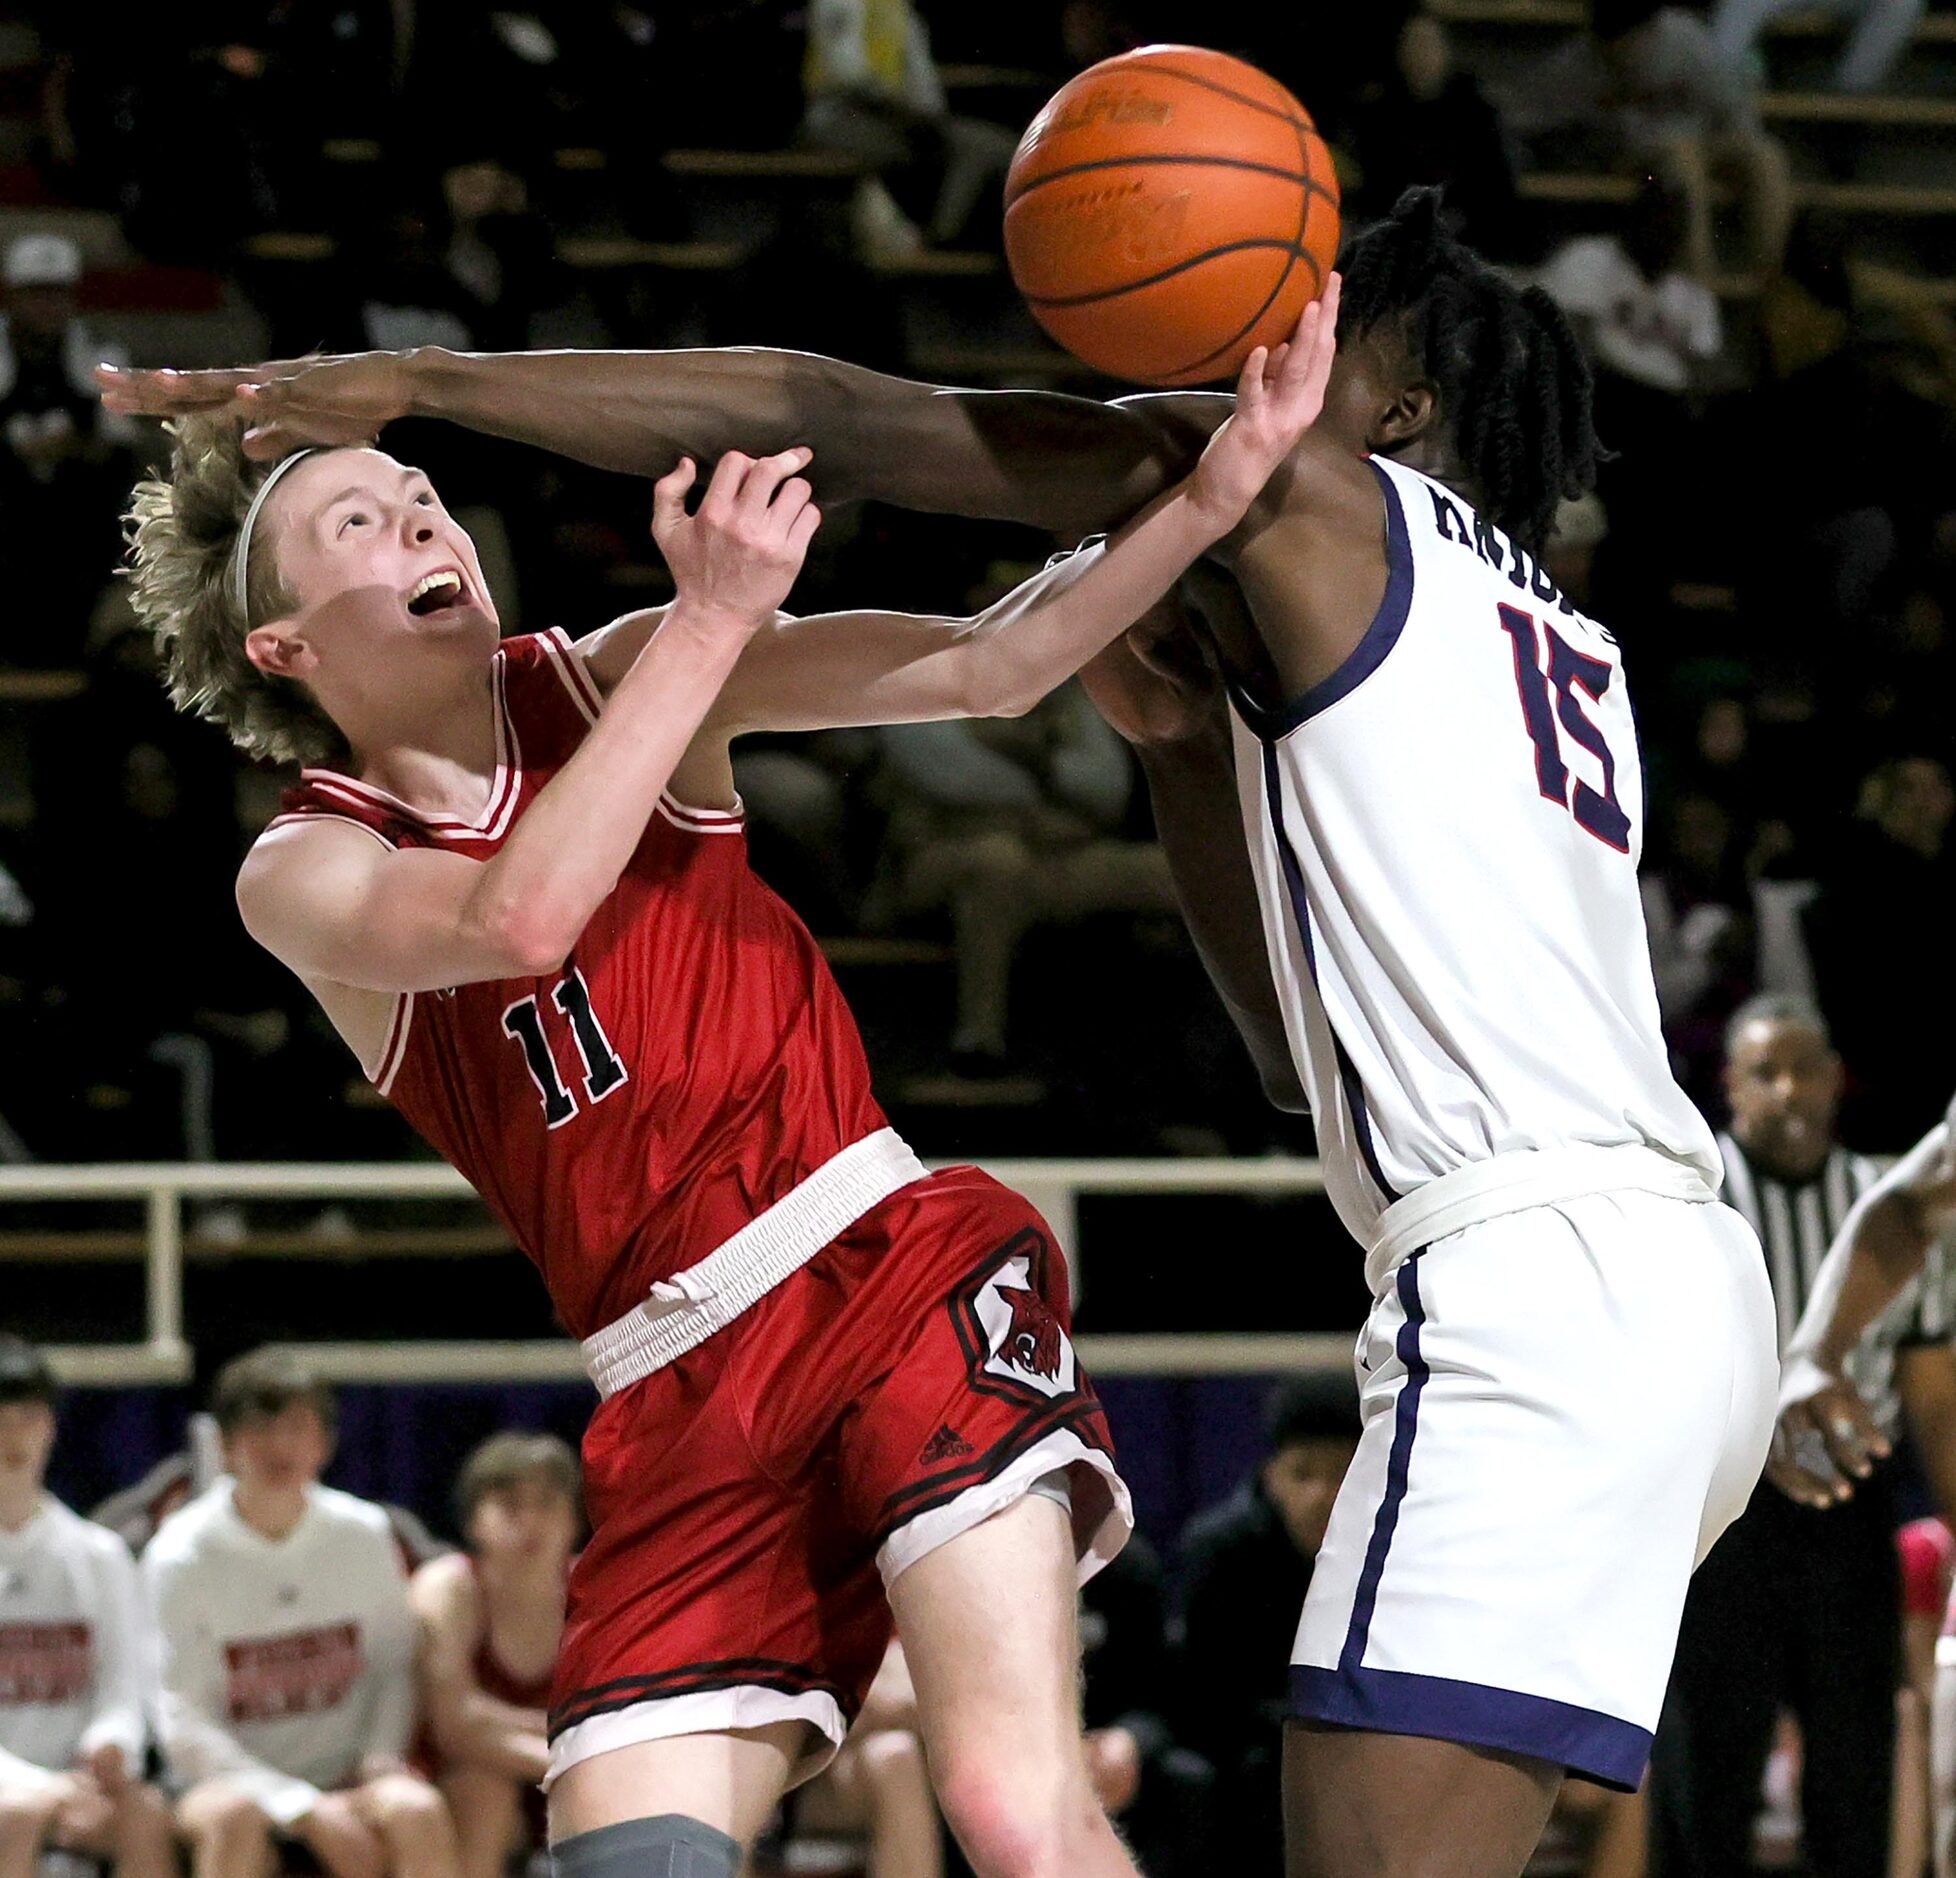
xmin=1290 ymin=1187 xmax=1778 ymax=1788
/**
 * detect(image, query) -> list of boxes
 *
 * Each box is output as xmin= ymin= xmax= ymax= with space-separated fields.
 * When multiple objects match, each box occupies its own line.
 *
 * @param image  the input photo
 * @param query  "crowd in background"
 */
xmin=0 ymin=1336 xmax=1368 ymax=1878
xmin=0 ymin=0 xmax=1954 ymax=1169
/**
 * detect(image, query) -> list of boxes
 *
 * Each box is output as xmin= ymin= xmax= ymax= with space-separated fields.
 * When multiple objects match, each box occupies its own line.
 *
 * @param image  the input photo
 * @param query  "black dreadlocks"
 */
xmin=1337 ymin=187 xmax=1600 ymax=552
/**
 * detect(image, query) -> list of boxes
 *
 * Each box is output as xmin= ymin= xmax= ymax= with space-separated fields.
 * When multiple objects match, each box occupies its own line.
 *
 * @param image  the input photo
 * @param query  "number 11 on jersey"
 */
xmin=502 ymin=965 xmax=630 ymax=1128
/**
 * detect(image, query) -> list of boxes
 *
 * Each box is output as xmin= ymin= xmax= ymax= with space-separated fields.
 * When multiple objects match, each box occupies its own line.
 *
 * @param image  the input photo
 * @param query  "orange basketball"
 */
xmin=1003 ymin=45 xmax=1340 ymax=388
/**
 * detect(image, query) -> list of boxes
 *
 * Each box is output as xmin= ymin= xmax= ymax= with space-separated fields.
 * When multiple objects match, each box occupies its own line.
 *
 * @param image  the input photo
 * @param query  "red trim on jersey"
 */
xmin=298 ymin=654 xmax=522 ymax=841
xmin=541 ymin=626 xmax=606 ymax=723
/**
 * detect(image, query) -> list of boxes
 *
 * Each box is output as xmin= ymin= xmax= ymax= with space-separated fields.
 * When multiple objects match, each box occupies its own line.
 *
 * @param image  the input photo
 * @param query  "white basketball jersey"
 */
xmin=1231 ymin=454 xmax=1719 ymax=1246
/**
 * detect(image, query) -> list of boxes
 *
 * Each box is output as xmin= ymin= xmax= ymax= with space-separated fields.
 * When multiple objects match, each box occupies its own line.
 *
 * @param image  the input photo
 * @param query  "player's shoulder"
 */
xmin=145 ymin=1481 xmax=228 ymax=1564
xmin=311 ymin=1483 xmax=397 ymax=1541
xmin=48 ymin=1497 xmax=136 ymax=1565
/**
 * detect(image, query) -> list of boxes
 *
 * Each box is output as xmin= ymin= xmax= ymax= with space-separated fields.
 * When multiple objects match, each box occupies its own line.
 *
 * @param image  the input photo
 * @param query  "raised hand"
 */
xmin=650 ymin=447 xmax=822 ymax=626
xmin=1188 ymin=272 xmax=1342 ymax=533
xmin=95 ymin=352 xmax=411 ymax=457
xmin=1765 ymin=1371 xmax=1890 ymax=1508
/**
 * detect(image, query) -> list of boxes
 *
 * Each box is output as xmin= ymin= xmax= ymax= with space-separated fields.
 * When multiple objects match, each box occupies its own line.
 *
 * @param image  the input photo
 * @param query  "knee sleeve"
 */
xmin=551 ymin=1816 xmax=740 ymax=1878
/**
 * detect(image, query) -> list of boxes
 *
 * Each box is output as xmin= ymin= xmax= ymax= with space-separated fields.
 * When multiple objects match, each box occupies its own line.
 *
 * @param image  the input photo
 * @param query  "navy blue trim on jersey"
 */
xmin=1340 ymin=1254 xmax=1428 ymax=1673
xmin=1260 ymin=742 xmax=1402 ymax=1204
xmin=1231 ymin=456 xmax=1415 ymax=740
xmin=1288 ymin=1664 xmax=1652 ymax=1792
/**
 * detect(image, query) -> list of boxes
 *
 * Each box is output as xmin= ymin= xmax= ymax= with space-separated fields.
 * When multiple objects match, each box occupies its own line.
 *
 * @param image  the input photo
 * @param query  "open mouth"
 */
xmin=406 ymin=568 xmax=467 ymax=617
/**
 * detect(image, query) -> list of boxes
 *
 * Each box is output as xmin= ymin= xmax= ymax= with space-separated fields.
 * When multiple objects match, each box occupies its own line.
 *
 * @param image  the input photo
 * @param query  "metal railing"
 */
xmin=0 ymin=1158 xmax=1347 ymax=1386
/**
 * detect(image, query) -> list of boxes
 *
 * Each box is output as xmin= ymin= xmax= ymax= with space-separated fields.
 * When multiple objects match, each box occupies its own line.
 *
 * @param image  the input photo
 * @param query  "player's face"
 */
xmin=224 ymin=1402 xmax=334 ymax=1496
xmin=1724 ymin=1019 xmax=1844 ymax=1177
xmin=1262 ymin=1434 xmax=1357 ymax=1560
xmin=0 ymin=1400 xmax=56 ymax=1496
xmin=251 ymin=447 xmax=499 ymax=677
xmin=467 ymin=1476 xmax=578 ymax=1568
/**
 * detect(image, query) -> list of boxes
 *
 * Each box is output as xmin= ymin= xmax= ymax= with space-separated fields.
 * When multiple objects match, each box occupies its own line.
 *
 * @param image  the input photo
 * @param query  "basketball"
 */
xmin=1003 ymin=46 xmax=1341 ymax=388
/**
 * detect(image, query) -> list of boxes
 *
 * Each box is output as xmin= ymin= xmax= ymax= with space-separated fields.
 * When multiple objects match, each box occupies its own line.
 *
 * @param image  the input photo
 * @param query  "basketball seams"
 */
xmin=1021 ymin=235 xmax=1313 ymax=312
xmin=1003 ymin=47 xmax=1341 ymax=386
xmin=1141 ymin=59 xmax=1314 ymax=131
xmin=1005 ymin=150 xmax=1318 ymax=210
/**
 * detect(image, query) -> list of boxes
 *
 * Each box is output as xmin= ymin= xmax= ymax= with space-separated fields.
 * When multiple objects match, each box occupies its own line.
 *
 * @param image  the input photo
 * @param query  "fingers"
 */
xmin=1768 ymin=1405 xmax=1851 ymax=1507
xmin=650 ymin=456 xmax=698 ymax=543
xmin=93 ymin=364 xmax=258 ymax=415
xmin=1233 ymin=344 xmax=1270 ymax=409
xmin=1816 ymin=1389 xmax=1887 ymax=1482
xmin=786 ymin=497 xmax=823 ymax=557
xmin=733 ymin=445 xmax=815 ymax=524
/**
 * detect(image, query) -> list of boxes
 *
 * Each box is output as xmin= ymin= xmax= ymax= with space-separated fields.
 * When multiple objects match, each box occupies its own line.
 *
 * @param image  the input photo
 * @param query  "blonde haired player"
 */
xmin=103 ymin=299 xmax=1337 ymax=1878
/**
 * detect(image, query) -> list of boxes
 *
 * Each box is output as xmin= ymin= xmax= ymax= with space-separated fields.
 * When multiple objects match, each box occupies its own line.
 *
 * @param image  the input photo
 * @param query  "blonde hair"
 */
xmin=122 ymin=416 xmax=348 ymax=767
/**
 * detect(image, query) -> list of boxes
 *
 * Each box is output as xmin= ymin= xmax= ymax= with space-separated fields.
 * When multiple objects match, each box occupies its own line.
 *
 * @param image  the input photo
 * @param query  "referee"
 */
xmin=1651 ymin=993 xmax=1956 ymax=1878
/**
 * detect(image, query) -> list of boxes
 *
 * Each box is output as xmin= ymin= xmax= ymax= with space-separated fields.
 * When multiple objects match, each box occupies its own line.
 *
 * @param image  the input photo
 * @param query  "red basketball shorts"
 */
xmin=544 ymin=1168 xmax=1130 ymax=1786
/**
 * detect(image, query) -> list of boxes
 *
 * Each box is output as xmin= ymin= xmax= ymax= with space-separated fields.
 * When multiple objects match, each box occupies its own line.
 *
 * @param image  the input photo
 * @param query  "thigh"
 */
xmin=829 ymin=1172 xmax=1129 ymax=1588
xmin=1284 ymin=1726 xmax=1560 ymax=1878
xmin=550 ymin=1340 xmax=883 ymax=1797
xmin=1292 ymin=1194 xmax=1776 ymax=1792
xmin=888 ymin=1492 xmax=1085 ymax=1787
xmin=546 ymin=1726 xmax=806 ymax=1849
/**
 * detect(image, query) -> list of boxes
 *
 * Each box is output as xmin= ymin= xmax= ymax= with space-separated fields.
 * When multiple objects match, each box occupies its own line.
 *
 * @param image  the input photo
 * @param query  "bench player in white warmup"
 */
xmin=103 ymin=189 xmax=1779 ymax=1878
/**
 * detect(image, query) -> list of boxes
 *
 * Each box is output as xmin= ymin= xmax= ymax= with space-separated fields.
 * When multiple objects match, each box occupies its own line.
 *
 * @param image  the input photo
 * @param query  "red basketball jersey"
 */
xmin=268 ymin=629 xmax=891 ymax=1338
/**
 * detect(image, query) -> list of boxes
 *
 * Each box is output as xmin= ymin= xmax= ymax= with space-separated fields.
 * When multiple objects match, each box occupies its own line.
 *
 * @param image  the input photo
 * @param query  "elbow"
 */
xmin=482 ymin=905 xmax=576 ymax=980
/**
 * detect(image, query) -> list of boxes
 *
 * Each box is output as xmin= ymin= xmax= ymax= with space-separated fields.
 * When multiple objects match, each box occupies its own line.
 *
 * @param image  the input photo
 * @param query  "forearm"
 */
xmin=440 ymin=1693 xmax=549 ymax=1782
xmin=407 ymin=347 xmax=1173 ymax=534
xmin=1791 ymin=1190 xmax=1937 ymax=1373
xmin=959 ymin=485 xmax=1235 ymax=717
xmin=464 ymin=602 xmax=751 ymax=968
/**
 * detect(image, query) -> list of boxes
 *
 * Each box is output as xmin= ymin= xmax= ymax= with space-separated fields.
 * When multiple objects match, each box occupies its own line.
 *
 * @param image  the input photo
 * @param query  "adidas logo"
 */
xmin=919 ymin=1424 xmax=974 ymax=1465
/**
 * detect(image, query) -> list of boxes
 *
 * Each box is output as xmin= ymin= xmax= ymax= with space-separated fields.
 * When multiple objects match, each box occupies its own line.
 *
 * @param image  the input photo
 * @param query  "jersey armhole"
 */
xmin=538 ymin=627 xmax=605 ymax=724
xmin=1228 ymin=459 xmax=1415 ymax=742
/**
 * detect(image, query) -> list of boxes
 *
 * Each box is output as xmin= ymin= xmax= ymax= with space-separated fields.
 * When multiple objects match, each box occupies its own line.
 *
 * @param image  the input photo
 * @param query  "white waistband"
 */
xmin=581 ymin=1128 xmax=928 ymax=1398
xmin=1364 ymin=1142 xmax=1722 ymax=1295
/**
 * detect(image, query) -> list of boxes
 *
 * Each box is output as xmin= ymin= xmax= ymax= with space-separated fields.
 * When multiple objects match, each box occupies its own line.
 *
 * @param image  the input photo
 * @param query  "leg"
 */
xmin=0 ymin=1786 xmax=59 ymax=1878
xmin=175 ymin=1779 xmax=279 ymax=1878
xmin=1653 ymin=137 xmax=1717 ymax=283
xmin=889 ymin=1493 xmax=1138 ymax=1878
xmin=439 ymin=1765 xmax=527 ymax=1878
xmin=546 ymin=1724 xmax=808 ymax=1852
xmin=1283 ymin=1726 xmax=1560 ymax=1878
xmin=853 ymin=1730 xmax=944 ymax=1878
xmin=1646 ymin=1508 xmax=1784 ymax=1878
xmin=1708 ymin=0 xmax=1794 ymax=69
xmin=353 ymin=1772 xmax=463 ymax=1878
xmin=105 ymin=1782 xmax=178 ymax=1878
xmin=1792 ymin=1484 xmax=1900 ymax=1878
xmin=1718 ymin=131 xmax=1795 ymax=285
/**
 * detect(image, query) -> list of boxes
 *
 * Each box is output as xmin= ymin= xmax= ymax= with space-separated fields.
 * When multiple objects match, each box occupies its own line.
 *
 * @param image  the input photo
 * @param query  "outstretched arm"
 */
xmin=586 ymin=288 xmax=1341 ymax=734
xmin=100 ymin=345 xmax=1199 ymax=537
xmin=1769 ymin=1108 xmax=1956 ymax=1506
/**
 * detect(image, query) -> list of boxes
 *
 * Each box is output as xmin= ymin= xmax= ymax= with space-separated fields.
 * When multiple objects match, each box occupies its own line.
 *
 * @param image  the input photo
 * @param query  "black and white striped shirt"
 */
xmin=1719 ymin=1133 xmax=1955 ymax=1435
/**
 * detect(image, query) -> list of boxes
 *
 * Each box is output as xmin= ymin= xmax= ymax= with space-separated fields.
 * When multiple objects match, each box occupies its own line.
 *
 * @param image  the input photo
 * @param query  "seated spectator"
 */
xmin=145 ymin=1351 xmax=458 ymax=1878
xmin=410 ymin=1433 xmax=579 ymax=1878
xmin=1175 ymin=1373 xmax=1360 ymax=1875
xmin=1349 ymin=17 xmax=1524 ymax=262
xmin=1640 ymin=791 xmax=1758 ymax=1109
xmin=0 ymin=233 xmax=137 ymax=669
xmin=1712 ymin=0 xmax=1923 ymax=93
xmin=1497 ymin=0 xmax=1792 ymax=285
xmin=871 ymin=680 xmax=1175 ymax=1090
xmin=786 ymin=1643 xmax=941 ymax=1878
xmin=1078 ymin=1529 xmax=1216 ymax=1878
xmin=0 ymin=1336 xmax=171 ymax=1878
xmin=1804 ymin=756 xmax=1956 ymax=1147
xmin=800 ymin=0 xmax=1019 ymax=258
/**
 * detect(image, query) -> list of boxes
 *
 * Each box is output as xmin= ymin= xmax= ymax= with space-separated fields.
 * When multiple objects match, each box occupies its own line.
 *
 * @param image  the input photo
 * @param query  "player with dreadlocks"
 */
xmin=105 ymin=185 xmax=1775 ymax=1878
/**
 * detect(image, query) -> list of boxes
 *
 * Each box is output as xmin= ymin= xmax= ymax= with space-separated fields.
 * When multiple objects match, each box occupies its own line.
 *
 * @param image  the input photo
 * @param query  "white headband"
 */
xmin=230 ymin=449 xmax=318 ymax=621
